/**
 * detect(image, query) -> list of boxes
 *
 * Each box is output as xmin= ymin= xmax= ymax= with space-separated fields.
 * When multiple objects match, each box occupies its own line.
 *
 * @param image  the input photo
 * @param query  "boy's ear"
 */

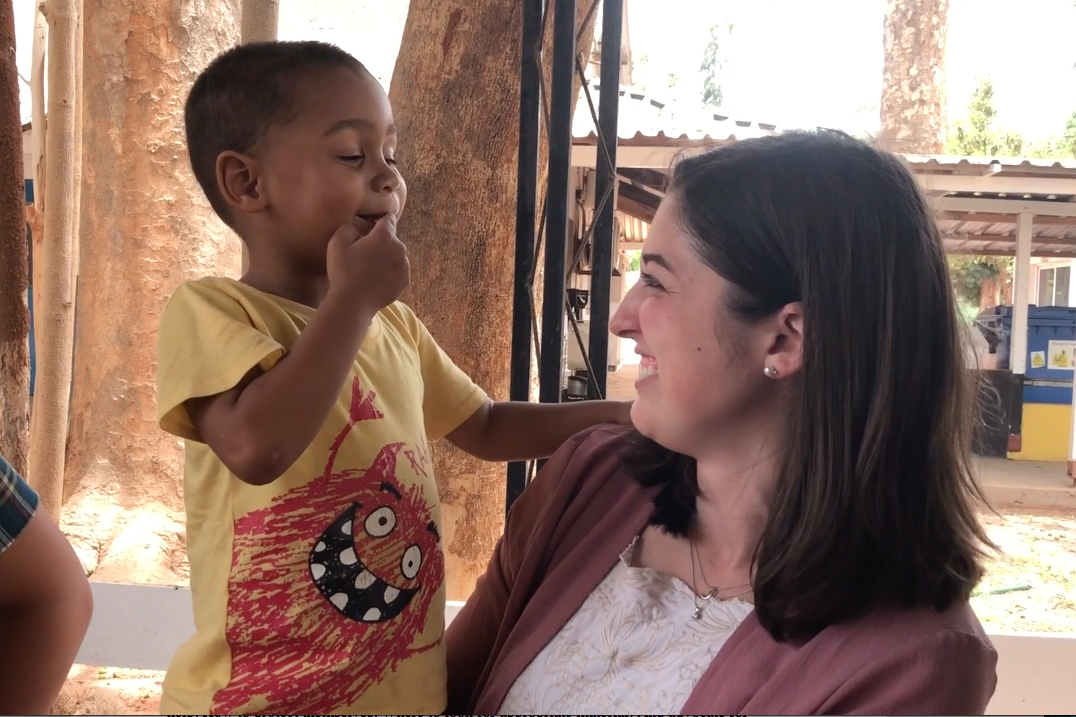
xmin=216 ymin=150 xmax=267 ymax=215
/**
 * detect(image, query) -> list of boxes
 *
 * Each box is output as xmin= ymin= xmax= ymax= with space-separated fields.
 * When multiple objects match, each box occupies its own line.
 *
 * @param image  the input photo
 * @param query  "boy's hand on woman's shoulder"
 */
xmin=326 ymin=214 xmax=410 ymax=314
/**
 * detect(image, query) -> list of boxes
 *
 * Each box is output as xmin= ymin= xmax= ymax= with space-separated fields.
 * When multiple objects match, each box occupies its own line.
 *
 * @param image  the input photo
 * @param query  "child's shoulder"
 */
xmin=169 ymin=275 xmax=244 ymax=302
xmin=376 ymin=300 xmax=421 ymax=337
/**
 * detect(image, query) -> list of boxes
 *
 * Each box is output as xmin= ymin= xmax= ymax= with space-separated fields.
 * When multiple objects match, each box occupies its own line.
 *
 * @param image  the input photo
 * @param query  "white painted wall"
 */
xmin=1029 ymin=257 xmax=1076 ymax=308
xmin=75 ymin=581 xmax=1076 ymax=714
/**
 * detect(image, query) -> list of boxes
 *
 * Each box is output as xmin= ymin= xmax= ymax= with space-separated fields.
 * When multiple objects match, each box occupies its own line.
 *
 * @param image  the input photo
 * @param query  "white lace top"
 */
xmin=499 ymin=539 xmax=755 ymax=715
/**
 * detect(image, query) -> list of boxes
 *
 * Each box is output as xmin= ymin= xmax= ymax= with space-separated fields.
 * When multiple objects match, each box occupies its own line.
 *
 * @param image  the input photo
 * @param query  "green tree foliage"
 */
xmin=945 ymin=79 xmax=1076 ymax=318
xmin=946 ymin=78 xmax=1016 ymax=316
xmin=700 ymin=22 xmax=733 ymax=107
xmin=633 ymin=52 xmax=649 ymax=93
xmin=947 ymin=78 xmax=1026 ymax=156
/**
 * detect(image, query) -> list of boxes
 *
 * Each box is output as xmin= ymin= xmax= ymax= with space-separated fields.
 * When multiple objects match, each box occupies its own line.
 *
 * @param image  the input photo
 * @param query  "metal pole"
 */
xmin=506 ymin=0 xmax=544 ymax=514
xmin=586 ymin=0 xmax=622 ymax=399
xmin=538 ymin=0 xmax=576 ymax=406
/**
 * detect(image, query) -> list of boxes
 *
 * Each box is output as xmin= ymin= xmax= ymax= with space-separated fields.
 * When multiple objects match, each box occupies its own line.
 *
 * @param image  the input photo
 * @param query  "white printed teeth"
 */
xmin=638 ymin=363 xmax=659 ymax=379
xmin=354 ymin=570 xmax=376 ymax=590
xmin=384 ymin=585 xmax=400 ymax=603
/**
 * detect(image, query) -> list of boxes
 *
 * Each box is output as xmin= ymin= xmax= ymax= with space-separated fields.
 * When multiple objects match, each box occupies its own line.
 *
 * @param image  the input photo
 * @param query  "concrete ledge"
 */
xmin=977 ymin=457 xmax=1076 ymax=511
xmin=77 ymin=583 xmax=1076 ymax=714
xmin=987 ymin=631 xmax=1076 ymax=715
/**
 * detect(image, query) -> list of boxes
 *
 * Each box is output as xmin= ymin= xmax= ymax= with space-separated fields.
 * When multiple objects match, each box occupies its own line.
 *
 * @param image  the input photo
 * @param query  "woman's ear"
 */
xmin=763 ymin=302 xmax=804 ymax=379
xmin=216 ymin=150 xmax=267 ymax=216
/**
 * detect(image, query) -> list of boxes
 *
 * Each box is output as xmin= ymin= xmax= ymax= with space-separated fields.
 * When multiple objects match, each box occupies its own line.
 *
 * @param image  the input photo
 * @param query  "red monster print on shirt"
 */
xmin=210 ymin=377 xmax=445 ymax=715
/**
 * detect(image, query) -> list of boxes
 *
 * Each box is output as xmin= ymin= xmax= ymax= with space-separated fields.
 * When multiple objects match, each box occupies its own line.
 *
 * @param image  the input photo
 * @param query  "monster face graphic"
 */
xmin=210 ymin=378 xmax=446 ymax=715
xmin=310 ymin=487 xmax=441 ymax=623
xmin=311 ymin=501 xmax=419 ymax=623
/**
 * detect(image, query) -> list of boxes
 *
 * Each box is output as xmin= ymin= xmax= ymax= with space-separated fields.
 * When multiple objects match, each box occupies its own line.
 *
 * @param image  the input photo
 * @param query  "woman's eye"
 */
xmin=340 ymin=154 xmax=363 ymax=163
xmin=385 ymin=156 xmax=398 ymax=165
xmin=640 ymin=272 xmax=664 ymax=290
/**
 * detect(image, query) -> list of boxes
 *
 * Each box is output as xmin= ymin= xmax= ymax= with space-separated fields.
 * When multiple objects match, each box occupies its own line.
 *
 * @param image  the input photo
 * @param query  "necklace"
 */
xmin=688 ymin=532 xmax=752 ymax=620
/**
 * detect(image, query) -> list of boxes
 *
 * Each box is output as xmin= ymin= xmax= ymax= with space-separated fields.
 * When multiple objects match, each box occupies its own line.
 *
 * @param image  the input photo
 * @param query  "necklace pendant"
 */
xmin=692 ymin=605 xmax=703 ymax=620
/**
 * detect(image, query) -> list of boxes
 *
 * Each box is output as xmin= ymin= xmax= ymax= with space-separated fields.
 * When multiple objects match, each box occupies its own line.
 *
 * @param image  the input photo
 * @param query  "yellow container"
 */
xmin=1008 ymin=402 xmax=1071 ymax=461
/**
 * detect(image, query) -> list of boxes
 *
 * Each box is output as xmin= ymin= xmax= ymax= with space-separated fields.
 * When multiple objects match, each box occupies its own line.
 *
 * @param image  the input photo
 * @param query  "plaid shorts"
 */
xmin=0 ymin=454 xmax=39 ymax=555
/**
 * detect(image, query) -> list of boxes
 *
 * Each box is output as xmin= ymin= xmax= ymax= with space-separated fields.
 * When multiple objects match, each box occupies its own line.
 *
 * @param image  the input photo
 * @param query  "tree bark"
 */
xmin=63 ymin=0 xmax=241 ymax=582
xmin=979 ymin=276 xmax=999 ymax=312
xmin=0 ymin=0 xmax=30 ymax=473
xmin=390 ymin=0 xmax=597 ymax=600
xmin=241 ymin=0 xmax=277 ymax=43
xmin=879 ymin=0 xmax=948 ymax=154
xmin=27 ymin=0 xmax=78 ymax=520
xmin=27 ymin=2 xmax=46 ymax=463
xmin=239 ymin=0 xmax=277 ymax=275
xmin=30 ymin=2 xmax=46 ymax=214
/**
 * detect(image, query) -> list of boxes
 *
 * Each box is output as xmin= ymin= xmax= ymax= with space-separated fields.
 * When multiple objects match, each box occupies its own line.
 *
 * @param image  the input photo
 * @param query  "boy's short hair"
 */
xmin=185 ymin=41 xmax=368 ymax=227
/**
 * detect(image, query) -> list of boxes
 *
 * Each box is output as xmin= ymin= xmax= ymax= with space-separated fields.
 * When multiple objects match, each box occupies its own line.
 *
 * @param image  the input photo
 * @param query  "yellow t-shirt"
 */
xmin=155 ymin=277 xmax=487 ymax=715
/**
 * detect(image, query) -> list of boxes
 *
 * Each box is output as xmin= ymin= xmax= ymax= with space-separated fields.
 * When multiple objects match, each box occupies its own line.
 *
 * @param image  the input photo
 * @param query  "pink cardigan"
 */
xmin=446 ymin=426 xmax=997 ymax=715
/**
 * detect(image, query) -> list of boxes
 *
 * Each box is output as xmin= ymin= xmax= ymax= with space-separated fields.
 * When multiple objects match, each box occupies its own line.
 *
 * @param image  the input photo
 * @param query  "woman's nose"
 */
xmin=609 ymin=289 xmax=639 ymax=338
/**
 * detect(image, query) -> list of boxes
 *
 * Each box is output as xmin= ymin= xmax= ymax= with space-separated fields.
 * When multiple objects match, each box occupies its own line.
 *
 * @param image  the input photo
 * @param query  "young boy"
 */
xmin=156 ymin=41 xmax=631 ymax=715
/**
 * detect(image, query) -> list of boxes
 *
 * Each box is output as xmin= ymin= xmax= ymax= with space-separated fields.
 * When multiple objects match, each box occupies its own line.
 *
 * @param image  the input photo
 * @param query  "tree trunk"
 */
xmin=30 ymin=3 xmax=46 ymax=214
xmin=72 ymin=1 xmax=82 ymax=288
xmin=979 ymin=276 xmax=999 ymax=311
xmin=390 ymin=0 xmax=597 ymax=601
xmin=27 ymin=1 xmax=47 ymax=463
xmin=27 ymin=0 xmax=78 ymax=520
xmin=241 ymin=0 xmax=277 ymax=43
xmin=879 ymin=0 xmax=948 ymax=154
xmin=239 ymin=0 xmax=277 ymax=275
xmin=63 ymin=0 xmax=241 ymax=583
xmin=0 ymin=0 xmax=30 ymax=473
xmin=1000 ymin=263 xmax=1013 ymax=305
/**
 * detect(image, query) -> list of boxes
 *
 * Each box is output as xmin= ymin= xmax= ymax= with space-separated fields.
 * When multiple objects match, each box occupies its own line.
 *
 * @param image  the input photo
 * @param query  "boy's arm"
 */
xmin=0 ymin=463 xmax=93 ymax=715
xmin=186 ymin=217 xmax=408 ymax=487
xmin=186 ymin=288 xmax=376 ymax=486
xmin=446 ymin=399 xmax=632 ymax=462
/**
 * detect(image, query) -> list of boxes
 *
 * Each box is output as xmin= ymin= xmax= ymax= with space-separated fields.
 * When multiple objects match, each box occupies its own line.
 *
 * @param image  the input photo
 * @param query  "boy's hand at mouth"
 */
xmin=326 ymin=214 xmax=410 ymax=314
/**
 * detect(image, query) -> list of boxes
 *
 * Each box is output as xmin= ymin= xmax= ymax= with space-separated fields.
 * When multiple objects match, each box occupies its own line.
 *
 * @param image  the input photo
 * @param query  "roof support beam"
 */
xmin=944 ymin=246 xmax=1076 ymax=258
xmin=1011 ymin=213 xmax=1034 ymax=375
xmin=919 ymin=173 xmax=1076 ymax=196
xmin=941 ymin=211 xmax=1076 ymax=227
xmin=943 ymin=232 xmax=1076 ymax=248
xmin=931 ymin=196 xmax=1076 ymax=218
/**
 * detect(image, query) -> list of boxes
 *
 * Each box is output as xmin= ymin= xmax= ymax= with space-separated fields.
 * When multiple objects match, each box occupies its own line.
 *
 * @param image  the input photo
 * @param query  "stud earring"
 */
xmin=763 ymin=365 xmax=779 ymax=378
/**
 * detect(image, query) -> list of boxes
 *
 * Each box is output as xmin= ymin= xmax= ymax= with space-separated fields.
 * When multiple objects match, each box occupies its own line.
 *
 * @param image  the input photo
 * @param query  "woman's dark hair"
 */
xmin=625 ymin=129 xmax=993 ymax=642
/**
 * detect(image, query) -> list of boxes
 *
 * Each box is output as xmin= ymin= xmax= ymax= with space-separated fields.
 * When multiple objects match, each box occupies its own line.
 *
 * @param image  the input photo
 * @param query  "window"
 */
xmin=1038 ymin=265 xmax=1071 ymax=306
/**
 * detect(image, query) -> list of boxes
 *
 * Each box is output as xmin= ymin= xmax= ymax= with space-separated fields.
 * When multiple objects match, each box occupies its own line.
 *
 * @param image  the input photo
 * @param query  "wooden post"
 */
xmin=28 ymin=0 xmax=79 ymax=519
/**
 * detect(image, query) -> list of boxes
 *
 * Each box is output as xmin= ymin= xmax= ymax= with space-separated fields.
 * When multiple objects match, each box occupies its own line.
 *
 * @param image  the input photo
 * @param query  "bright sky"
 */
xmin=12 ymin=0 xmax=1076 ymax=142
xmin=627 ymin=0 xmax=1076 ymax=141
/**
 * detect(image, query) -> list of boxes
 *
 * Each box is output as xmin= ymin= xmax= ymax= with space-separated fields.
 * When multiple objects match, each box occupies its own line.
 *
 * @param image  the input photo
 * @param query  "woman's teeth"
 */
xmin=638 ymin=360 xmax=658 ymax=379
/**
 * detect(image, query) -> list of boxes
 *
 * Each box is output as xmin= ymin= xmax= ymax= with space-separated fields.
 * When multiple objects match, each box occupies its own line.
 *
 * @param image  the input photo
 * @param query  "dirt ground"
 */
xmin=974 ymin=508 xmax=1076 ymax=634
xmin=56 ymin=504 xmax=1076 ymax=715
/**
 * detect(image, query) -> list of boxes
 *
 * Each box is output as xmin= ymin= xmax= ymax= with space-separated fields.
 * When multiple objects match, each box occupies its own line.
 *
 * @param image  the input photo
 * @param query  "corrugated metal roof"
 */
xmin=940 ymin=216 xmax=1076 ymax=256
xmin=572 ymin=80 xmax=778 ymax=146
xmin=903 ymin=155 xmax=1076 ymax=173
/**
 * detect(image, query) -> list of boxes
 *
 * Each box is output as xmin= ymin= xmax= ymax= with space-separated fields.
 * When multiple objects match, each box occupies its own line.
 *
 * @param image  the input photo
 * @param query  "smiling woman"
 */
xmin=447 ymin=129 xmax=999 ymax=716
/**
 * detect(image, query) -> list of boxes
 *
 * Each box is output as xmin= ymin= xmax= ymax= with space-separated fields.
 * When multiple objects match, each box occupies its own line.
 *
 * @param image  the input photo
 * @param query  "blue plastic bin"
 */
xmin=981 ymin=305 xmax=1076 ymax=404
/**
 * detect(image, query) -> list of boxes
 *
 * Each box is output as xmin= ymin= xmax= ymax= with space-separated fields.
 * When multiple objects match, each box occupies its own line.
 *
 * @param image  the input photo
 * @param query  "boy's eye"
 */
xmin=339 ymin=154 xmax=398 ymax=166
